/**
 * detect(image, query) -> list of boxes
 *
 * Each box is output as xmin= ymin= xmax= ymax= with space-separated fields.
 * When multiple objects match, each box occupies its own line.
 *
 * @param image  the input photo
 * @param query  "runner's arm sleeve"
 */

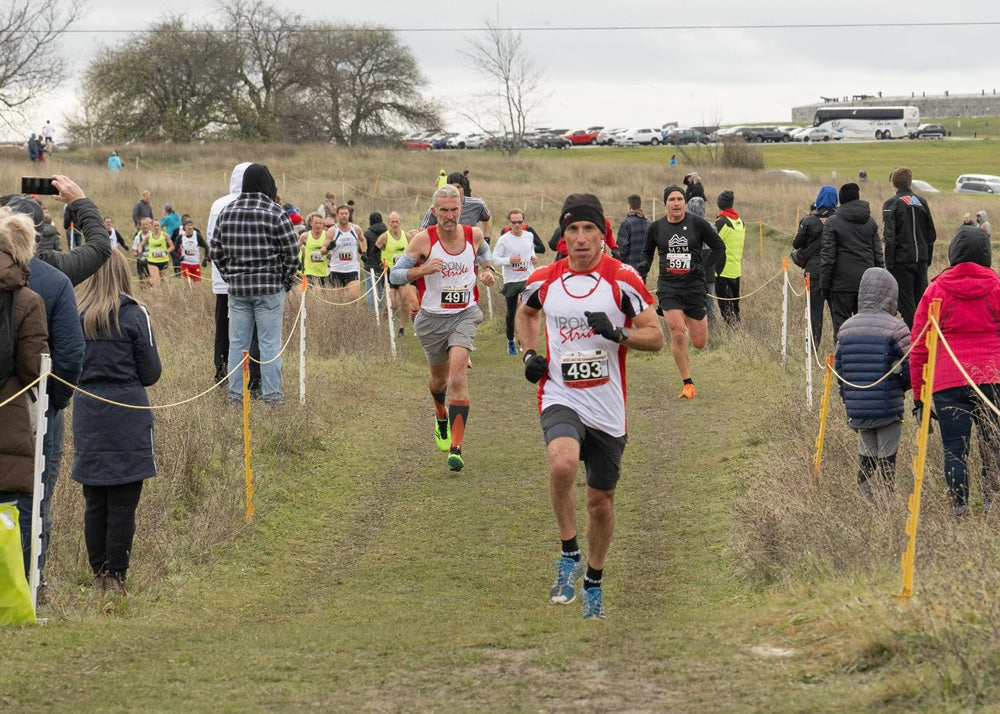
xmin=475 ymin=239 xmax=493 ymax=266
xmin=389 ymin=252 xmax=417 ymax=286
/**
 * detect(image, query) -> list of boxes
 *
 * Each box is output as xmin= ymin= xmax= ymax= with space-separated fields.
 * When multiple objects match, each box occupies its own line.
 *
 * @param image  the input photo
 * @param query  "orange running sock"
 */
xmin=448 ymin=400 xmax=470 ymax=449
xmin=430 ymin=384 xmax=448 ymax=421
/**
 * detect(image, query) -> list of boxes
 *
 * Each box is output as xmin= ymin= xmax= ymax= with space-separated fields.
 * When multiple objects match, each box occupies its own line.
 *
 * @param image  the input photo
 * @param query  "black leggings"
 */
xmin=214 ymin=294 xmax=261 ymax=386
xmin=504 ymin=293 xmax=518 ymax=341
xmin=83 ymin=481 xmax=144 ymax=579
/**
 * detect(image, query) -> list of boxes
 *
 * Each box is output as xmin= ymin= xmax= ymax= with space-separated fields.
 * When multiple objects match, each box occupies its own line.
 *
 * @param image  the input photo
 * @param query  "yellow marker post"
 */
xmin=813 ymin=354 xmax=835 ymax=487
xmin=242 ymin=350 xmax=255 ymax=522
xmin=895 ymin=298 xmax=942 ymax=604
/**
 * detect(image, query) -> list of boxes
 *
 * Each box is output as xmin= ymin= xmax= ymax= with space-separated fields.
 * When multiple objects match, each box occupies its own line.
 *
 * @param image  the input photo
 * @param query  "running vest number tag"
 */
xmin=151 ymin=248 xmax=166 ymax=258
xmin=560 ymin=349 xmax=610 ymax=388
xmin=512 ymin=260 xmax=529 ymax=272
xmin=310 ymin=250 xmax=324 ymax=263
xmin=441 ymin=287 xmax=471 ymax=309
xmin=184 ymin=247 xmax=197 ymax=256
xmin=667 ymin=252 xmax=691 ymax=272
xmin=337 ymin=250 xmax=352 ymax=261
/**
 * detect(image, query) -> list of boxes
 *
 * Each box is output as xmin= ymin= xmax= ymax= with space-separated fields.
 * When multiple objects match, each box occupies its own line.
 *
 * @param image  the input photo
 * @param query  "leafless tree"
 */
xmin=0 ymin=0 xmax=81 ymax=126
xmin=460 ymin=20 xmax=546 ymax=155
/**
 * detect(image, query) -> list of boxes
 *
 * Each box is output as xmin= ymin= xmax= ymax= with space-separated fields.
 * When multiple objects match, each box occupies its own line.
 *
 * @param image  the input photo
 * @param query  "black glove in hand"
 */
xmin=523 ymin=350 xmax=548 ymax=384
xmin=584 ymin=311 xmax=621 ymax=342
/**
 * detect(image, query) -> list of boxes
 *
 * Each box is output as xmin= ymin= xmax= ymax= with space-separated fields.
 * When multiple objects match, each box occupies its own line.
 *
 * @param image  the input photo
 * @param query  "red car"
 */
xmin=562 ymin=129 xmax=601 ymax=145
xmin=402 ymin=139 xmax=433 ymax=151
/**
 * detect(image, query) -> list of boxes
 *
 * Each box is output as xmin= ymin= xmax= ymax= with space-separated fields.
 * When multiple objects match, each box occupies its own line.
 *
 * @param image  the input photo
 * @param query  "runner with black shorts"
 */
xmin=389 ymin=184 xmax=495 ymax=472
xmin=639 ymin=185 xmax=725 ymax=399
xmin=516 ymin=193 xmax=664 ymax=620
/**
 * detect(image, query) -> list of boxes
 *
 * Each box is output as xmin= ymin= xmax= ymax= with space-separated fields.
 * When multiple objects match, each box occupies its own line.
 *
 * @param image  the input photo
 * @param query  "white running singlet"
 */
xmin=416 ymin=225 xmax=479 ymax=314
xmin=521 ymin=255 xmax=654 ymax=437
xmin=180 ymin=233 xmax=201 ymax=265
xmin=328 ymin=226 xmax=361 ymax=275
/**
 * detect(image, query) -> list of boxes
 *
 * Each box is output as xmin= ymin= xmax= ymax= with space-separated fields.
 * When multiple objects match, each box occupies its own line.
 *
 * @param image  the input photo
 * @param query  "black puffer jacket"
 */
xmin=819 ymin=200 xmax=884 ymax=293
xmin=792 ymin=207 xmax=835 ymax=278
xmin=36 ymin=198 xmax=111 ymax=286
xmin=363 ymin=218 xmax=387 ymax=273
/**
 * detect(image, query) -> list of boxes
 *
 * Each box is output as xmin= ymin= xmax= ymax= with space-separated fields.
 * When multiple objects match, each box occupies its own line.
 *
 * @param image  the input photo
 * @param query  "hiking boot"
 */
xmin=678 ymin=383 xmax=696 ymax=399
xmin=105 ymin=574 xmax=127 ymax=596
xmin=549 ymin=556 xmax=584 ymax=604
xmin=447 ymin=447 xmax=465 ymax=472
xmin=581 ymin=586 xmax=606 ymax=620
xmin=93 ymin=573 xmax=108 ymax=594
xmin=507 ymin=340 xmax=517 ymax=356
xmin=434 ymin=420 xmax=451 ymax=452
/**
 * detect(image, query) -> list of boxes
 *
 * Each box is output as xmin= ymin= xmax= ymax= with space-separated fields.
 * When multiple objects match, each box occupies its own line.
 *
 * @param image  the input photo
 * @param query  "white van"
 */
xmin=955 ymin=174 xmax=1000 ymax=193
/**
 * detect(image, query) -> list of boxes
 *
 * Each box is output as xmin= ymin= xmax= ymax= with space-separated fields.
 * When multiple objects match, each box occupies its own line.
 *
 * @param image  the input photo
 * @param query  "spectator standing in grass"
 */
xmin=793 ymin=186 xmax=838 ymax=348
xmin=714 ymin=190 xmax=746 ymax=326
xmin=38 ymin=207 xmax=61 ymax=252
xmin=834 ymin=267 xmax=910 ymax=501
xmin=132 ymin=190 xmax=153 ymax=230
xmin=72 ymin=251 xmax=161 ymax=595
xmin=910 ymin=227 xmax=1000 ymax=517
xmin=819 ymin=183 xmax=883 ymax=341
xmin=363 ymin=211 xmax=388 ymax=311
xmin=976 ymin=210 xmax=991 ymax=238
xmin=881 ymin=167 xmax=936 ymax=329
xmin=683 ymin=172 xmax=705 ymax=202
xmin=615 ymin=194 xmax=650 ymax=271
xmin=107 ymin=151 xmax=123 ymax=172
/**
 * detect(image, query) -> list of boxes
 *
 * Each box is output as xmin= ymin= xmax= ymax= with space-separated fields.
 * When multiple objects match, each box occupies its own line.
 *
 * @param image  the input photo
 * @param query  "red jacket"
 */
xmin=910 ymin=262 xmax=1000 ymax=398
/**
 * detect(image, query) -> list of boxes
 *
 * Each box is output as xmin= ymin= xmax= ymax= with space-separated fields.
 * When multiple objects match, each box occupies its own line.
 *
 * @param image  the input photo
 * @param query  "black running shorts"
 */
xmin=540 ymin=404 xmax=627 ymax=492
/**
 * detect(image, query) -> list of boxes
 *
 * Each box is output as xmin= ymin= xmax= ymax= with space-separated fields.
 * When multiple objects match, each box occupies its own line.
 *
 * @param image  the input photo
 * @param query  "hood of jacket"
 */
xmin=977 ymin=210 xmax=989 ymax=224
xmin=949 ymin=226 xmax=991 ymax=267
xmin=228 ymin=162 xmax=252 ymax=196
xmin=857 ymin=267 xmax=898 ymax=314
xmin=934 ymin=261 xmax=1000 ymax=299
xmin=815 ymin=185 xmax=838 ymax=211
xmin=835 ymin=200 xmax=872 ymax=224
xmin=0 ymin=249 xmax=29 ymax=292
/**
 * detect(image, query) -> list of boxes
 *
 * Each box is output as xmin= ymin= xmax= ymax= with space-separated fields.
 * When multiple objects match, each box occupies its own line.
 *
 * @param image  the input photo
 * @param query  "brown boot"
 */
xmin=105 ymin=574 xmax=127 ymax=597
xmin=94 ymin=572 xmax=108 ymax=594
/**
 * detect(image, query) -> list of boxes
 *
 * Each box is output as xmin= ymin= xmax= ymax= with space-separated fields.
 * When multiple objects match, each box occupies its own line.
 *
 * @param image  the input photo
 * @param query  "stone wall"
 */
xmin=791 ymin=92 xmax=1000 ymax=122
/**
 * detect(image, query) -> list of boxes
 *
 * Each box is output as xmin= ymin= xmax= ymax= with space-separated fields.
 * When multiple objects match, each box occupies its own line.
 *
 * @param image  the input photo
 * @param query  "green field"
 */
xmin=1 ymin=145 xmax=999 ymax=711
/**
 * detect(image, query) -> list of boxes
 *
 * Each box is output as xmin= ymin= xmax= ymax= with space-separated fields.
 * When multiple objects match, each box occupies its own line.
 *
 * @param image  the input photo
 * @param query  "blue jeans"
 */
xmin=39 ymin=406 xmax=64 ymax=574
xmin=933 ymin=384 xmax=1000 ymax=508
xmin=0 ymin=492 xmax=32 ymax=577
xmin=364 ymin=267 xmax=385 ymax=312
xmin=228 ymin=292 xmax=286 ymax=402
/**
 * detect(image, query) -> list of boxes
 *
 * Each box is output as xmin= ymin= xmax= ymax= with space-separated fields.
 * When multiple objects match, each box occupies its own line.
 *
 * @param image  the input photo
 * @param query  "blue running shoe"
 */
xmin=507 ymin=340 xmax=517 ymax=356
xmin=447 ymin=447 xmax=465 ymax=472
xmin=434 ymin=420 xmax=451 ymax=452
xmin=549 ymin=557 xmax=584 ymax=604
xmin=581 ymin=586 xmax=606 ymax=620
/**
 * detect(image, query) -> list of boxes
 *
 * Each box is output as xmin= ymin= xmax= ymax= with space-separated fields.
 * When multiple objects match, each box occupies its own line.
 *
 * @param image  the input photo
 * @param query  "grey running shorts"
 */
xmin=414 ymin=304 xmax=484 ymax=365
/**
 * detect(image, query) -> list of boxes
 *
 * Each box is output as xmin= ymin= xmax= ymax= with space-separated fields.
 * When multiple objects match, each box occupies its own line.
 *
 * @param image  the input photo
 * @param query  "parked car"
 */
xmin=911 ymin=179 xmax=940 ymax=193
xmin=526 ymin=132 xmax=571 ymax=149
xmin=955 ymin=174 xmax=1000 ymax=193
xmin=447 ymin=132 xmax=488 ymax=149
xmin=792 ymin=127 xmax=836 ymax=142
xmin=622 ymin=128 xmax=662 ymax=146
xmin=739 ymin=126 xmax=788 ymax=143
xmin=430 ymin=133 xmax=456 ymax=149
xmin=596 ymin=128 xmax=626 ymax=145
xmin=956 ymin=181 xmax=999 ymax=195
xmin=909 ymin=123 xmax=946 ymax=140
xmin=562 ymin=129 xmax=601 ymax=145
xmin=402 ymin=138 xmax=433 ymax=151
xmin=665 ymin=128 xmax=709 ymax=145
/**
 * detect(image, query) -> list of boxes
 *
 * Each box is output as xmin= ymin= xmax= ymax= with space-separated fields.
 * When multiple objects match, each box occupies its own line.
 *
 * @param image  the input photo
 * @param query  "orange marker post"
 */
xmin=813 ymin=354 xmax=835 ymax=487
xmin=242 ymin=350 xmax=255 ymax=522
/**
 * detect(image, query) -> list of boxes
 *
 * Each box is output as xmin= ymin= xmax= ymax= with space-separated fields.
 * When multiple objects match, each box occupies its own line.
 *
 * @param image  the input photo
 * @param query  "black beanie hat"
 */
xmin=839 ymin=182 xmax=860 ymax=205
xmin=717 ymin=190 xmax=734 ymax=210
xmin=369 ymin=211 xmax=382 ymax=225
xmin=949 ymin=228 xmax=992 ymax=268
xmin=663 ymin=185 xmax=685 ymax=202
xmin=559 ymin=193 xmax=605 ymax=236
xmin=447 ymin=171 xmax=470 ymax=196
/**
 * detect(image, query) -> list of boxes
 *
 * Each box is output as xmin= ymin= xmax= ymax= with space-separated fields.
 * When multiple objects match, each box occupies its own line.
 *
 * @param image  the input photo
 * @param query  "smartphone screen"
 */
xmin=21 ymin=177 xmax=58 ymax=195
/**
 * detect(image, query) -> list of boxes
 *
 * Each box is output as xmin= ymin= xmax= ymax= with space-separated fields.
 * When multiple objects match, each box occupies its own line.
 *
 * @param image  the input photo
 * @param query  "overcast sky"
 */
xmin=23 ymin=0 xmax=1000 ymax=139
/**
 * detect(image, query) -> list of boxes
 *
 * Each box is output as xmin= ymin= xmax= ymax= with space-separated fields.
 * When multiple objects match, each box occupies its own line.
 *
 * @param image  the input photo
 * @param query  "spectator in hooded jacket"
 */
xmin=714 ymin=190 xmax=746 ymax=326
xmin=882 ymin=167 xmax=936 ymax=330
xmin=363 ymin=211 xmax=388 ymax=311
xmin=0 ymin=208 xmax=49 ymax=578
xmin=976 ymin=210 xmax=992 ymax=238
xmin=616 ymin=194 xmax=650 ymax=270
xmin=835 ymin=267 xmax=910 ymax=501
xmin=910 ymin=228 xmax=1000 ymax=517
xmin=72 ymin=250 xmax=161 ymax=594
xmin=795 ymin=186 xmax=838 ymax=347
xmin=819 ymin=183 xmax=884 ymax=341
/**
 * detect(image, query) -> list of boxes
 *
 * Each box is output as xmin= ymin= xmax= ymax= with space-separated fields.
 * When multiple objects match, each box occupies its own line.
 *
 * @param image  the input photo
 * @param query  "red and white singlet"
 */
xmin=521 ymin=255 xmax=654 ymax=437
xmin=416 ymin=224 xmax=479 ymax=314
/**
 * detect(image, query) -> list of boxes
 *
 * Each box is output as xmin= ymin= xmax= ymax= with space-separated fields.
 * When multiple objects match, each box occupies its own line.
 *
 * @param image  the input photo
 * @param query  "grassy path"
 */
xmin=0 ymin=321 xmax=890 ymax=712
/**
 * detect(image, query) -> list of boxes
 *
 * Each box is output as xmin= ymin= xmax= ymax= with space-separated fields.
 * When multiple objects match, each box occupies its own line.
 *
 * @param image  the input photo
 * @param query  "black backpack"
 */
xmin=0 ymin=289 xmax=17 ymax=390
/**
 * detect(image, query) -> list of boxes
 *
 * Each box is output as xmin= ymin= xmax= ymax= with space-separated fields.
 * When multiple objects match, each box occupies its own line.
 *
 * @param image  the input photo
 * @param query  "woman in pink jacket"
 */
xmin=910 ymin=227 xmax=1000 ymax=516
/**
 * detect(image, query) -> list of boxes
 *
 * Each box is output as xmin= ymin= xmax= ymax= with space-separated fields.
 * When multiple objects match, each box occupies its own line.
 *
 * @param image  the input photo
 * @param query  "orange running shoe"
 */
xmin=678 ymin=383 xmax=696 ymax=399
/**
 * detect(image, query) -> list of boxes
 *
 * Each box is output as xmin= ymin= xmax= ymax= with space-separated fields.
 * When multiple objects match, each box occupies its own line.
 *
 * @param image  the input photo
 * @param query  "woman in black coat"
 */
xmin=72 ymin=250 xmax=161 ymax=595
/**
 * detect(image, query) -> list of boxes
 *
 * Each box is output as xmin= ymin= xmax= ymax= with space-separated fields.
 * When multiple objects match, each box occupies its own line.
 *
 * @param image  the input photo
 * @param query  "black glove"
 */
xmin=523 ymin=350 xmax=547 ymax=383
xmin=636 ymin=262 xmax=650 ymax=280
xmin=585 ymin=311 xmax=622 ymax=343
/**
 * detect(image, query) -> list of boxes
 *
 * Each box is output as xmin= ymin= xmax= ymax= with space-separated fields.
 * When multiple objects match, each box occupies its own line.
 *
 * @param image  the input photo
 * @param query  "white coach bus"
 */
xmin=812 ymin=106 xmax=920 ymax=140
